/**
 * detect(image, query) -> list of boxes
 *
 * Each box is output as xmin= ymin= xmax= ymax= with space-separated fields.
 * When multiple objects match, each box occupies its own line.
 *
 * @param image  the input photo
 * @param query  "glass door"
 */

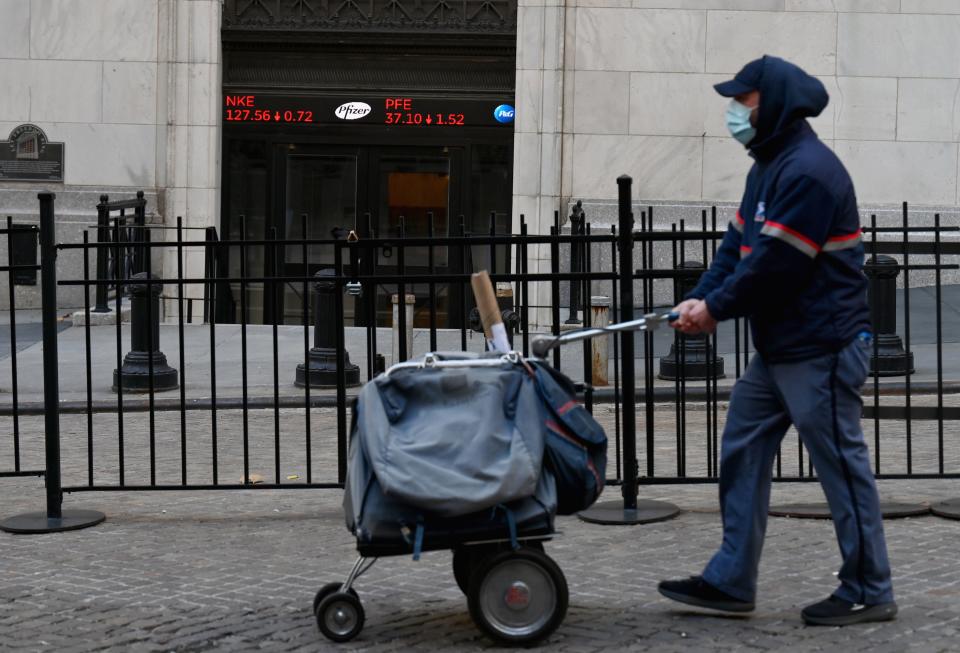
xmin=224 ymin=138 xmax=268 ymax=324
xmin=269 ymin=144 xmax=470 ymax=326
xmin=276 ymin=147 xmax=364 ymax=324
xmin=369 ymin=147 xmax=461 ymax=327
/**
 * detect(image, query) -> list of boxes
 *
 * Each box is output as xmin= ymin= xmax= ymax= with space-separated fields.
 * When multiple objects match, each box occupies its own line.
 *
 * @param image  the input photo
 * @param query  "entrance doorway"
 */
xmin=280 ymin=149 xmax=362 ymax=325
xmin=220 ymin=21 xmax=517 ymax=328
xmin=277 ymin=145 xmax=462 ymax=326
xmin=222 ymin=137 xmax=511 ymax=328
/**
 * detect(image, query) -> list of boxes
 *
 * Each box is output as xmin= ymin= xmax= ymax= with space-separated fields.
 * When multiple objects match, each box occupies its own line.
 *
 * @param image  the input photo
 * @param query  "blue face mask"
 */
xmin=725 ymin=99 xmax=757 ymax=146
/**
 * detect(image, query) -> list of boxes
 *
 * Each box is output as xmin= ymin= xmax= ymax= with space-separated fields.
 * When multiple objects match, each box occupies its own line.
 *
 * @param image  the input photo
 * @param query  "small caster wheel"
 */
xmin=313 ymin=582 xmax=358 ymax=616
xmin=467 ymin=547 xmax=568 ymax=645
xmin=316 ymin=591 xmax=365 ymax=643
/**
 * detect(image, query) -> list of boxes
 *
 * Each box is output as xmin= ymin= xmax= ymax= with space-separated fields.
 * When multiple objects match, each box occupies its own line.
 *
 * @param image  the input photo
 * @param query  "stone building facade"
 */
xmin=0 ymin=0 xmax=219 ymax=310
xmin=0 ymin=0 xmax=957 ymax=313
xmin=518 ymin=0 xmax=960 ymax=226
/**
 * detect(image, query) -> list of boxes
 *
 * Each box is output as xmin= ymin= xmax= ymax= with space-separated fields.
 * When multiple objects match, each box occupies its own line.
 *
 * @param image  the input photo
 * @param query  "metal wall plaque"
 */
xmin=0 ymin=124 xmax=65 ymax=182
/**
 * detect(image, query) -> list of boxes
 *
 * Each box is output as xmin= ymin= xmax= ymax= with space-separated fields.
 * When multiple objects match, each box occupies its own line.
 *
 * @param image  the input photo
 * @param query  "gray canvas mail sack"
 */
xmin=344 ymin=442 xmax=557 ymax=554
xmin=351 ymin=361 xmax=546 ymax=518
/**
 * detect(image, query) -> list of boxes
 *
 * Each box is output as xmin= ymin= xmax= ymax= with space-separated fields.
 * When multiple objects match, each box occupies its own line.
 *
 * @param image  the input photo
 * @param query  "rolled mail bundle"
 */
xmin=470 ymin=270 xmax=512 ymax=352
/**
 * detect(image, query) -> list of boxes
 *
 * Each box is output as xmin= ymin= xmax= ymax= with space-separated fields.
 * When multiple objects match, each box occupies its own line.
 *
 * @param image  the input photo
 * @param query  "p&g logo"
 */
xmin=335 ymin=102 xmax=372 ymax=120
xmin=493 ymin=104 xmax=515 ymax=124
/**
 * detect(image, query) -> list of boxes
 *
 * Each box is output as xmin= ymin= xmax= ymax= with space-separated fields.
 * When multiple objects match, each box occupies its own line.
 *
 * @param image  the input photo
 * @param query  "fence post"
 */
xmin=134 ymin=190 xmax=147 ymax=275
xmin=865 ymin=254 xmax=914 ymax=376
xmin=38 ymin=193 xmax=62 ymax=515
xmin=565 ymin=200 xmax=585 ymax=325
xmin=113 ymin=272 xmax=179 ymax=392
xmin=0 ymin=193 xmax=105 ymax=534
xmin=93 ymin=195 xmax=110 ymax=313
xmin=578 ymin=176 xmax=679 ymax=526
xmin=296 ymin=269 xmax=361 ymax=387
xmin=658 ymin=261 xmax=725 ymax=381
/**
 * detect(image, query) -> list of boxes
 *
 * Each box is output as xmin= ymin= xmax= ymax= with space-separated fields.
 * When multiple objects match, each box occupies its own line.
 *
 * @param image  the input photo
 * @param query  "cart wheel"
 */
xmin=454 ymin=542 xmax=545 ymax=596
xmin=313 ymin=582 xmax=359 ymax=616
xmin=467 ymin=547 xmax=568 ymax=645
xmin=452 ymin=547 xmax=474 ymax=595
xmin=316 ymin=592 xmax=365 ymax=643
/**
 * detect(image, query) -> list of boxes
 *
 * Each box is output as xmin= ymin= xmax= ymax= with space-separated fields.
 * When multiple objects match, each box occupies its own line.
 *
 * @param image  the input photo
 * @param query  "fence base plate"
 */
xmin=0 ymin=509 xmax=106 ymax=534
xmin=578 ymin=499 xmax=680 ymax=525
xmin=769 ymin=502 xmax=929 ymax=520
xmin=931 ymin=498 xmax=960 ymax=520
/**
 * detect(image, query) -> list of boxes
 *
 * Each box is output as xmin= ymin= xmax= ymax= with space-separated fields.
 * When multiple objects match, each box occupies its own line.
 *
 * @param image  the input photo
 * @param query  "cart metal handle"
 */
xmin=530 ymin=312 xmax=679 ymax=358
xmin=384 ymin=351 xmax=522 ymax=377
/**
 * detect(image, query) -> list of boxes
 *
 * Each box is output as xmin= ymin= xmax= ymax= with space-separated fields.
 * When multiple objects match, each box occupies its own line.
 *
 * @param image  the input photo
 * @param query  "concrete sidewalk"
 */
xmin=0 ymin=318 xmax=958 ymax=408
xmin=0 ymin=283 xmax=957 ymax=408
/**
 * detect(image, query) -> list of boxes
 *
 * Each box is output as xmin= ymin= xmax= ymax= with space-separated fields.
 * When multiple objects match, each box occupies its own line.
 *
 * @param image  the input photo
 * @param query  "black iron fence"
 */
xmin=91 ymin=192 xmax=149 ymax=312
xmin=1 ymin=189 xmax=959 ymax=528
xmin=625 ymin=204 xmax=960 ymax=484
xmin=0 ymin=216 xmax=43 ymax=481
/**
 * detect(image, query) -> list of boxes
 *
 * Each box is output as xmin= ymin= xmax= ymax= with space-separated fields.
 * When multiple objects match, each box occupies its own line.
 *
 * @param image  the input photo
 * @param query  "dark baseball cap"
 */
xmin=714 ymin=57 xmax=765 ymax=97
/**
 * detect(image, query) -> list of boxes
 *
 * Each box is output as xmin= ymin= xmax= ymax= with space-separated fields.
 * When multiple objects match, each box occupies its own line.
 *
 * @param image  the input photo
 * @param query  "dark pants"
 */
xmin=701 ymin=337 xmax=894 ymax=604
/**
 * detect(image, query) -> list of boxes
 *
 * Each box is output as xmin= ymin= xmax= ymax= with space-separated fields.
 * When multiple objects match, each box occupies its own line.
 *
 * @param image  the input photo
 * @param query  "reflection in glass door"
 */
xmin=374 ymin=153 xmax=452 ymax=326
xmin=378 ymin=155 xmax=449 ymax=256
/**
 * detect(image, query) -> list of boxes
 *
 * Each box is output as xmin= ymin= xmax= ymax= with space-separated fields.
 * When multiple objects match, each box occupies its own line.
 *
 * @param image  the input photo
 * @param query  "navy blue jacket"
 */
xmin=688 ymin=56 xmax=871 ymax=362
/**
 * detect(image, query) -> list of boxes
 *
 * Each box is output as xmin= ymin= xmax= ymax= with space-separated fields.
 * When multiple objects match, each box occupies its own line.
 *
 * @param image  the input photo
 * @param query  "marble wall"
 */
xmin=156 ymin=0 xmax=222 ymax=318
xmin=0 ymin=0 xmax=221 ymax=311
xmin=514 ymin=0 xmax=569 ymax=324
xmin=516 ymin=0 xmax=960 ymax=232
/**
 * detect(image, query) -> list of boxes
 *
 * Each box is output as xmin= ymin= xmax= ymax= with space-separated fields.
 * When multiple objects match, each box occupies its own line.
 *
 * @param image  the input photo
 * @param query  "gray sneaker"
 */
xmin=801 ymin=596 xmax=898 ymax=626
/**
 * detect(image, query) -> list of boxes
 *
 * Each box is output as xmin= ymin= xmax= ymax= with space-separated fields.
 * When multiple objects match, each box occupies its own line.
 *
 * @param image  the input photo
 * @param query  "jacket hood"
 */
xmin=748 ymin=56 xmax=828 ymax=159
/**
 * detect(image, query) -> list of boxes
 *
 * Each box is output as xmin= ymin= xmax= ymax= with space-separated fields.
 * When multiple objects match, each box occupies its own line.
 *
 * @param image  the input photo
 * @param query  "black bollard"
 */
xmin=296 ymin=269 xmax=361 ymax=388
xmin=113 ymin=272 xmax=179 ymax=392
xmin=468 ymin=284 xmax=520 ymax=349
xmin=565 ymin=201 xmax=585 ymax=325
xmin=865 ymin=254 xmax=914 ymax=376
xmin=658 ymin=261 xmax=725 ymax=381
xmin=501 ymin=306 xmax=520 ymax=348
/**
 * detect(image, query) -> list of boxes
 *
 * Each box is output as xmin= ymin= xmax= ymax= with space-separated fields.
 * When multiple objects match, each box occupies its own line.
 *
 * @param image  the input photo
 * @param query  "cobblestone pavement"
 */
xmin=3 ymin=478 xmax=960 ymax=652
xmin=3 ymin=402 xmax=960 ymax=652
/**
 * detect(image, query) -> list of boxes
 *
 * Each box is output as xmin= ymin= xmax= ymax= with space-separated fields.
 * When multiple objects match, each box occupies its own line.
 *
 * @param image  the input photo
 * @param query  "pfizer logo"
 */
xmin=334 ymin=102 xmax=372 ymax=120
xmin=493 ymin=104 xmax=515 ymax=124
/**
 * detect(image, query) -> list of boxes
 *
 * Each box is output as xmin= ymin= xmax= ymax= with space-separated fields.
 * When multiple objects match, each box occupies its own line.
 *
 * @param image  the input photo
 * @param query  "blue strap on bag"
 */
xmin=528 ymin=362 xmax=607 ymax=515
xmin=491 ymin=504 xmax=520 ymax=550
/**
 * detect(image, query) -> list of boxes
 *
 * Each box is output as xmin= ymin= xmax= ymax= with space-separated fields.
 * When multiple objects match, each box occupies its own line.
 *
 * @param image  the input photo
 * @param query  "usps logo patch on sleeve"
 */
xmin=755 ymin=201 xmax=766 ymax=222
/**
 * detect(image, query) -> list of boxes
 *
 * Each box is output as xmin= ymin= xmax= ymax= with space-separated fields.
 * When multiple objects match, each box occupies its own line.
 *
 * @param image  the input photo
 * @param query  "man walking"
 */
xmin=657 ymin=55 xmax=897 ymax=626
